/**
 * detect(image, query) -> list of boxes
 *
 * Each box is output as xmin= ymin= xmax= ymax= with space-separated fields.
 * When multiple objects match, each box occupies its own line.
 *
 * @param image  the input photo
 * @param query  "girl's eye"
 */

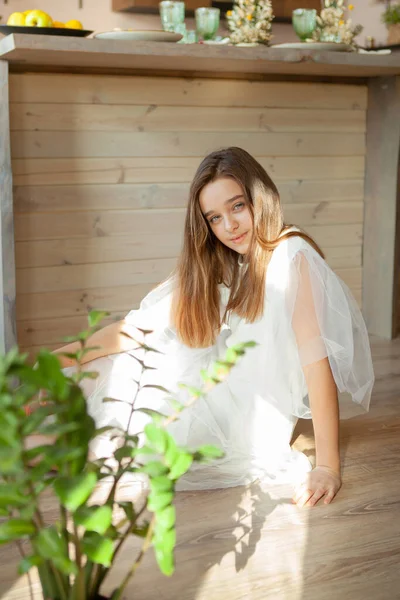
xmin=233 ymin=202 xmax=244 ymax=211
xmin=209 ymin=215 xmax=220 ymax=224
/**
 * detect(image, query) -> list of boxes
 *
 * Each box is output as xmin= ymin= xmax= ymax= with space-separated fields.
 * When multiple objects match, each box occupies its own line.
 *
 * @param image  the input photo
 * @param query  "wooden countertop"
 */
xmin=1 ymin=33 xmax=400 ymax=78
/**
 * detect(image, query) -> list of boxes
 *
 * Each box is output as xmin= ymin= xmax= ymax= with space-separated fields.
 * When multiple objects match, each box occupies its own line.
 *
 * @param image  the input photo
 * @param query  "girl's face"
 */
xmin=199 ymin=177 xmax=253 ymax=255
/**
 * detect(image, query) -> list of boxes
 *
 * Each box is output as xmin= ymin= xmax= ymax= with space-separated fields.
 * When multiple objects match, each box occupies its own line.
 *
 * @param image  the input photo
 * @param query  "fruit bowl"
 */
xmin=0 ymin=25 xmax=93 ymax=37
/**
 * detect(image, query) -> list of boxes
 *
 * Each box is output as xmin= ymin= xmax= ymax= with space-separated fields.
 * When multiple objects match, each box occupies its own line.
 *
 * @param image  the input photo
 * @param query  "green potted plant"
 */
xmin=0 ymin=310 xmax=254 ymax=599
xmin=381 ymin=2 xmax=400 ymax=44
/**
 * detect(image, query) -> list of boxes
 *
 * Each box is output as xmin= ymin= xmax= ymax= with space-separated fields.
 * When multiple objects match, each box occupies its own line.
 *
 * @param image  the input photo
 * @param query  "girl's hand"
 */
xmin=292 ymin=466 xmax=342 ymax=507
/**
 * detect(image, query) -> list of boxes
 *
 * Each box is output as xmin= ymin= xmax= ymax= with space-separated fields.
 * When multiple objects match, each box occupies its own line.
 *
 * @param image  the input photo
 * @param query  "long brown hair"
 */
xmin=172 ymin=147 xmax=324 ymax=348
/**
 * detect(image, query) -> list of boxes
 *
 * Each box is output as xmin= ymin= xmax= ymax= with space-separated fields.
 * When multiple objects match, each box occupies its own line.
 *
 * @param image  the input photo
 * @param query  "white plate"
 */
xmin=271 ymin=41 xmax=352 ymax=52
xmin=94 ymin=30 xmax=183 ymax=42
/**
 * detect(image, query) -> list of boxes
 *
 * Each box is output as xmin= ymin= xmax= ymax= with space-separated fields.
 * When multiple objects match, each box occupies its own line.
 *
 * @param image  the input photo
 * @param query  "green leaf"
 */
xmin=18 ymin=554 xmax=43 ymax=575
xmin=0 ymin=519 xmax=35 ymax=543
xmin=154 ymin=527 xmax=176 ymax=554
xmin=142 ymin=384 xmax=171 ymax=394
xmin=34 ymin=528 xmax=77 ymax=575
xmin=36 ymin=351 xmax=68 ymax=397
xmin=81 ymin=345 xmax=102 ymax=355
xmin=164 ymin=435 xmax=179 ymax=469
xmin=195 ymin=445 xmax=224 ymax=460
xmin=34 ymin=526 xmax=66 ymax=559
xmin=93 ymin=425 xmax=118 ymax=437
xmin=150 ymin=476 xmax=174 ymax=494
xmin=19 ymin=504 xmax=37 ymax=520
xmin=144 ymin=423 xmax=168 ymax=453
xmin=54 ymin=472 xmax=97 ymax=512
xmin=0 ymin=484 xmax=29 ymax=509
xmin=132 ymin=521 xmax=150 ymax=538
xmin=62 ymin=352 xmax=80 ymax=361
xmin=39 ymin=421 xmax=81 ymax=436
xmin=242 ymin=341 xmax=257 ymax=348
xmin=51 ymin=447 xmax=86 ymax=464
xmin=225 ymin=348 xmax=238 ymax=363
xmin=21 ymin=405 xmax=57 ymax=436
xmin=88 ymin=310 xmax=110 ymax=329
xmin=79 ymin=371 xmax=99 ymax=380
xmin=62 ymin=335 xmax=82 ymax=344
xmin=74 ymin=505 xmax=112 ymax=535
xmin=132 ymin=445 xmax=154 ymax=458
xmin=136 ymin=408 xmax=167 ymax=424
xmin=0 ymin=393 xmax=13 ymax=408
xmin=133 ymin=326 xmax=153 ymax=335
xmin=168 ymin=398 xmax=185 ymax=412
xmin=102 ymin=397 xmax=131 ymax=405
xmin=156 ymin=505 xmax=176 ymax=531
xmin=114 ymin=446 xmax=134 ymax=462
xmin=168 ymin=452 xmax=193 ymax=480
xmin=147 ymin=491 xmax=174 ymax=512
xmin=0 ymin=446 xmax=22 ymax=475
xmin=117 ymin=501 xmax=136 ymax=523
xmin=140 ymin=461 xmax=169 ymax=478
xmin=154 ymin=547 xmax=174 ymax=576
xmin=82 ymin=531 xmax=114 ymax=567
xmin=177 ymin=383 xmax=202 ymax=398
xmin=24 ymin=444 xmax=52 ymax=462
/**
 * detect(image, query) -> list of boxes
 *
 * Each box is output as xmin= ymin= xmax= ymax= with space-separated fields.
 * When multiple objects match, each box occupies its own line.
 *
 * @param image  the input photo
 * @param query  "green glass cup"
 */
xmin=159 ymin=1 xmax=185 ymax=32
xmin=195 ymin=7 xmax=220 ymax=41
xmin=292 ymin=8 xmax=317 ymax=42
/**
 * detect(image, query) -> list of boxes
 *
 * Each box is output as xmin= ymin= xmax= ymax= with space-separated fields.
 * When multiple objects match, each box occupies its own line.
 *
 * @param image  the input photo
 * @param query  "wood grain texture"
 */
xmin=0 ymin=61 xmax=17 ymax=353
xmin=11 ymin=156 xmax=365 ymax=186
xmin=13 ymin=180 xmax=365 ymax=213
xmin=9 ymin=131 xmax=366 ymax=159
xmin=16 ymin=257 xmax=177 ymax=294
xmin=9 ymin=74 xmax=368 ymax=109
xmin=2 ymin=35 xmax=400 ymax=78
xmin=16 ymin=283 xmax=155 ymax=321
xmin=13 ymin=203 xmax=363 ymax=242
xmin=9 ymin=103 xmax=367 ymax=133
xmin=363 ymin=76 xmax=400 ymax=339
xmin=0 ymin=336 xmax=399 ymax=600
xmin=15 ymin=238 xmax=361 ymax=270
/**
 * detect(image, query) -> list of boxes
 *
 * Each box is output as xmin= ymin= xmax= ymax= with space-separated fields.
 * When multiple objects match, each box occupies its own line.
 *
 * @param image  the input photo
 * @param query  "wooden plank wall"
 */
xmin=9 ymin=73 xmax=367 ymax=357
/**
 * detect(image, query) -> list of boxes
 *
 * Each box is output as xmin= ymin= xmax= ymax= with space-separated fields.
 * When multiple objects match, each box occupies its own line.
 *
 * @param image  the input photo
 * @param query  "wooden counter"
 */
xmin=0 ymin=35 xmax=399 ymax=356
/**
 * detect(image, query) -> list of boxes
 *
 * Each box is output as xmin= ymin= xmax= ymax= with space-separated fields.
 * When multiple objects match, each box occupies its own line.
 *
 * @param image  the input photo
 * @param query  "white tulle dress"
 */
xmin=67 ymin=234 xmax=374 ymax=491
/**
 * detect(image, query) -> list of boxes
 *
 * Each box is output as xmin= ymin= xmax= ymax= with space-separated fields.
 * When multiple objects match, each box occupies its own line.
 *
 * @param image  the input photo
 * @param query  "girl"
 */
xmin=56 ymin=147 xmax=374 ymax=507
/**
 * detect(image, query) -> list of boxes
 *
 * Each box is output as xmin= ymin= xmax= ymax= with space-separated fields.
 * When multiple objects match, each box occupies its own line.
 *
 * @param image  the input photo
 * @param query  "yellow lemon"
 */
xmin=53 ymin=21 xmax=65 ymax=28
xmin=25 ymin=10 xmax=53 ymax=28
xmin=7 ymin=12 xmax=26 ymax=26
xmin=65 ymin=19 xmax=84 ymax=30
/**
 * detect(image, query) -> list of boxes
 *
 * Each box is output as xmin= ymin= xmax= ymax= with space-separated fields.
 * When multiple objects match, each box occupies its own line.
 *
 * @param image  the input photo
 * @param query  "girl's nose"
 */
xmin=224 ymin=216 xmax=239 ymax=232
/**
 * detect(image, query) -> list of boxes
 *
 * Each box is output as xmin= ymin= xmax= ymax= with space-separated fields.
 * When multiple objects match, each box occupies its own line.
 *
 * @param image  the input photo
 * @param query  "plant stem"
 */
xmin=27 ymin=475 xmax=69 ymax=600
xmin=32 ymin=505 xmax=68 ymax=600
xmin=73 ymin=523 xmax=85 ymax=599
xmin=104 ymin=348 xmax=145 ymax=508
xmin=98 ymin=499 xmax=148 ymax=591
xmin=15 ymin=540 xmax=34 ymax=600
xmin=112 ymin=516 xmax=155 ymax=600
xmin=112 ymin=501 xmax=148 ymax=563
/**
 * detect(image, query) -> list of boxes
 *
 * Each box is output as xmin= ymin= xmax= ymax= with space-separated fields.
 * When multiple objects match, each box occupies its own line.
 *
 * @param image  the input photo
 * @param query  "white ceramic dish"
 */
xmin=271 ymin=41 xmax=352 ymax=52
xmin=94 ymin=30 xmax=182 ymax=42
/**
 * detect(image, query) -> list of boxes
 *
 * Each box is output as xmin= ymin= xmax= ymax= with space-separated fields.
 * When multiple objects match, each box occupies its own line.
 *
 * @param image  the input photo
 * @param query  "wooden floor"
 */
xmin=1 ymin=336 xmax=400 ymax=600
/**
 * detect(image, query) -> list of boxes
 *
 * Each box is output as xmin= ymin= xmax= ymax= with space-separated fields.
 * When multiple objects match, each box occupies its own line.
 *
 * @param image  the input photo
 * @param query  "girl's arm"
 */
xmin=290 ymin=253 xmax=342 ymax=506
xmin=303 ymin=358 xmax=340 ymax=474
xmin=53 ymin=319 xmax=140 ymax=368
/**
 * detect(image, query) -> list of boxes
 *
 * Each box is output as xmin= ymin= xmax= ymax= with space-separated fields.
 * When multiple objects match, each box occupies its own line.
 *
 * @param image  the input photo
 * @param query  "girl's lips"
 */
xmin=231 ymin=232 xmax=247 ymax=244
